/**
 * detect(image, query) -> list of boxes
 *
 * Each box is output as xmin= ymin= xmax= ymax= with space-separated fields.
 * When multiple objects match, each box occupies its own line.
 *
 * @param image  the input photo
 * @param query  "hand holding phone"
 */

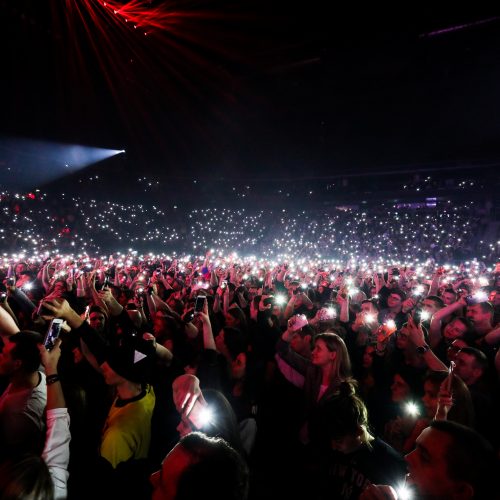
xmin=44 ymin=318 xmax=63 ymax=351
xmin=194 ymin=295 xmax=206 ymax=314
xmin=186 ymin=397 xmax=212 ymax=430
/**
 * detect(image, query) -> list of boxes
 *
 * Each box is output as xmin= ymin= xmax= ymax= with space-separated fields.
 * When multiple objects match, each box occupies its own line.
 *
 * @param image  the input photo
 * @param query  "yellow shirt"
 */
xmin=100 ymin=385 xmax=155 ymax=468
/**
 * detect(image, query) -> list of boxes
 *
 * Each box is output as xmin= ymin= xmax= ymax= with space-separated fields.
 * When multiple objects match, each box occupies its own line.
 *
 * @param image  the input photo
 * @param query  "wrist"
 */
xmin=46 ymin=373 xmax=60 ymax=385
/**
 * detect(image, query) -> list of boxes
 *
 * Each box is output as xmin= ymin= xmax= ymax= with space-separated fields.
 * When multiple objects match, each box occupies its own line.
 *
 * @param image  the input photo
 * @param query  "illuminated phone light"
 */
xmin=405 ymin=401 xmax=420 ymax=417
xmin=385 ymin=319 xmax=396 ymax=331
xmin=365 ymin=313 xmax=375 ymax=323
xmin=419 ymin=310 xmax=431 ymax=321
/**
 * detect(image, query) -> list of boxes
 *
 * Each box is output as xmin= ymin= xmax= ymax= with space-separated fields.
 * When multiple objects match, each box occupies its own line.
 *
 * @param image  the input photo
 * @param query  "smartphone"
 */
xmin=446 ymin=361 xmax=455 ymax=392
xmin=44 ymin=318 xmax=63 ymax=350
xmin=187 ymin=398 xmax=210 ymax=429
xmin=221 ymin=280 xmax=227 ymax=289
xmin=6 ymin=277 xmax=15 ymax=286
xmin=103 ymin=275 xmax=110 ymax=288
xmin=0 ymin=292 xmax=6 ymax=302
xmin=195 ymin=295 xmax=206 ymax=313
xmin=465 ymin=295 xmax=479 ymax=306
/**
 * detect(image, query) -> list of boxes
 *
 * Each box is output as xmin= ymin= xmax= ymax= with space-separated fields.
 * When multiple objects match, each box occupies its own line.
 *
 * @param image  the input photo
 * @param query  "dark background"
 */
xmin=1 ymin=1 xmax=500 ymax=202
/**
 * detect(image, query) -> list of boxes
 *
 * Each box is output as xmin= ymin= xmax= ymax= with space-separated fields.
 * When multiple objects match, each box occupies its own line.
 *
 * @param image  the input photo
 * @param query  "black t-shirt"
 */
xmin=318 ymin=437 xmax=407 ymax=500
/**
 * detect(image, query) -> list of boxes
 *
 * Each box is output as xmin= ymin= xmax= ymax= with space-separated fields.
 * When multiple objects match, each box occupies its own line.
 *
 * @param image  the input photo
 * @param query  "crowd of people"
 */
xmin=0 ymin=190 xmax=498 ymax=263
xmin=0 ymin=246 xmax=499 ymax=499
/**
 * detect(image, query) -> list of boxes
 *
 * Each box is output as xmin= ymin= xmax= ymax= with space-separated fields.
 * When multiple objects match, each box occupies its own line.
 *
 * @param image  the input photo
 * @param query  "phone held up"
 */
xmin=194 ymin=295 xmax=206 ymax=314
xmin=44 ymin=318 xmax=64 ymax=350
xmin=187 ymin=398 xmax=211 ymax=430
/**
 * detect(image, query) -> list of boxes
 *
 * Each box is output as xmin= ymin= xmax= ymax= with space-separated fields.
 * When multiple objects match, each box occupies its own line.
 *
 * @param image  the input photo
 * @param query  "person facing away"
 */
xmin=317 ymin=383 xmax=406 ymax=500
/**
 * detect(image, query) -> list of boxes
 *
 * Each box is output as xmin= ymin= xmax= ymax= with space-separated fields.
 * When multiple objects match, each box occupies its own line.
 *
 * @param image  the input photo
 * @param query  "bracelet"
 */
xmin=46 ymin=374 xmax=60 ymax=385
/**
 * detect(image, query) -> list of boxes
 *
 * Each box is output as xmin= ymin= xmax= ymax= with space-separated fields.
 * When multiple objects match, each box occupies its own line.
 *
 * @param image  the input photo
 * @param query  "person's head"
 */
xmin=395 ymin=323 xmax=411 ymax=350
xmin=0 ymin=454 xmax=53 ymax=500
xmin=441 ymin=288 xmax=458 ymax=306
xmin=387 ymin=289 xmax=405 ymax=310
xmin=421 ymin=371 xmax=474 ymax=427
xmin=225 ymin=307 xmax=247 ymax=331
xmin=311 ymin=332 xmax=352 ymax=384
xmin=466 ymin=302 xmax=494 ymax=328
xmin=150 ymin=432 xmax=249 ymax=500
xmin=405 ymin=420 xmax=496 ymax=499
xmin=100 ymin=336 xmax=156 ymax=387
xmin=454 ymin=347 xmax=488 ymax=386
xmin=289 ymin=324 xmax=314 ymax=357
xmin=88 ymin=306 xmax=107 ymax=334
xmin=442 ymin=317 xmax=473 ymax=342
xmin=322 ymin=383 xmax=373 ymax=454
xmin=446 ymin=338 xmax=469 ymax=363
xmin=421 ymin=295 xmax=444 ymax=316
xmin=0 ymin=331 xmax=43 ymax=377
xmin=390 ymin=367 xmax=422 ymax=404
xmin=360 ymin=299 xmax=379 ymax=315
xmin=215 ymin=328 xmax=248 ymax=380
xmin=14 ymin=262 xmax=27 ymax=277
xmin=361 ymin=344 xmax=376 ymax=369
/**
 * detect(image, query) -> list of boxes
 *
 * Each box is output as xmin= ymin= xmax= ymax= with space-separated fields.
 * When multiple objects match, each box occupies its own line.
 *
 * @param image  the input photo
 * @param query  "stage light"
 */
xmin=0 ymin=138 xmax=126 ymax=189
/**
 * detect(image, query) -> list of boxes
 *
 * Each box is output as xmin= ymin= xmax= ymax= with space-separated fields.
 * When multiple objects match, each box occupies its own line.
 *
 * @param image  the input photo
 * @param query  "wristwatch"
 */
xmin=416 ymin=344 xmax=430 ymax=355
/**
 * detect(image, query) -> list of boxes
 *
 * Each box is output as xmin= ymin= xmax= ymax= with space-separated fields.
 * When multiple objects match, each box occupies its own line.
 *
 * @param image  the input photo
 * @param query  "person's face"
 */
xmin=151 ymin=443 xmax=194 ymax=500
xmin=231 ymin=352 xmax=246 ymax=380
xmin=362 ymin=345 xmax=375 ymax=369
xmin=395 ymin=326 xmax=410 ymax=350
xmin=443 ymin=319 xmax=467 ymax=340
xmin=215 ymin=329 xmax=227 ymax=355
xmin=15 ymin=264 xmax=26 ymax=276
xmin=441 ymin=292 xmax=456 ymax=306
xmin=330 ymin=432 xmax=363 ymax=454
xmin=89 ymin=312 xmax=106 ymax=333
xmin=311 ymin=339 xmax=336 ymax=367
xmin=290 ymin=332 xmax=309 ymax=356
xmin=421 ymin=299 xmax=439 ymax=316
xmin=466 ymin=304 xmax=490 ymax=325
xmin=361 ymin=302 xmax=376 ymax=315
xmin=391 ymin=374 xmax=411 ymax=403
xmin=405 ymin=427 xmax=461 ymax=498
xmin=0 ymin=341 xmax=18 ymax=376
xmin=387 ymin=293 xmax=402 ymax=309
xmin=421 ymin=380 xmax=439 ymax=419
xmin=489 ymin=291 xmax=500 ymax=306
xmin=454 ymin=352 xmax=480 ymax=385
